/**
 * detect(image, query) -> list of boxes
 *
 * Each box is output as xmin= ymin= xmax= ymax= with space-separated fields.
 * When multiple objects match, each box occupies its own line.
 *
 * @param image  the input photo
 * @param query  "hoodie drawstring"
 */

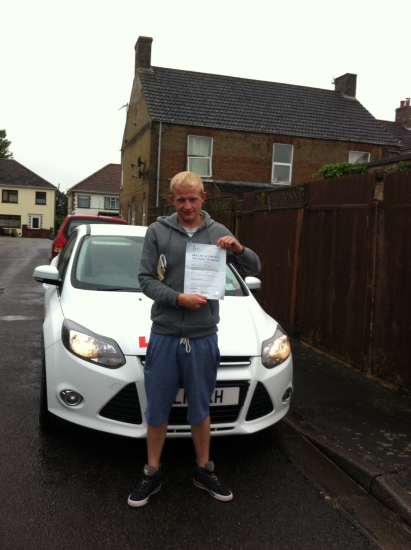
xmin=180 ymin=338 xmax=191 ymax=353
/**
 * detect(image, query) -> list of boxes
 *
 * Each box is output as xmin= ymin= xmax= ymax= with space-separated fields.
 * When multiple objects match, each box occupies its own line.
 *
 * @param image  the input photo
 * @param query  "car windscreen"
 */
xmin=73 ymin=235 xmax=247 ymax=295
xmin=225 ymin=264 xmax=247 ymax=296
xmin=73 ymin=235 xmax=144 ymax=291
xmin=65 ymin=218 xmax=125 ymax=238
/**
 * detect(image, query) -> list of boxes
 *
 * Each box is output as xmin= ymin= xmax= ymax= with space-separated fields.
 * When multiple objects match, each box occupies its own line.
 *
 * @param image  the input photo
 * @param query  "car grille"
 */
xmin=219 ymin=356 xmax=251 ymax=367
xmin=168 ymin=380 xmax=250 ymax=426
xmin=246 ymin=382 xmax=274 ymax=421
xmin=138 ymin=356 xmax=251 ymax=367
xmin=98 ymin=379 xmax=256 ymax=427
xmin=99 ymin=383 xmax=143 ymax=424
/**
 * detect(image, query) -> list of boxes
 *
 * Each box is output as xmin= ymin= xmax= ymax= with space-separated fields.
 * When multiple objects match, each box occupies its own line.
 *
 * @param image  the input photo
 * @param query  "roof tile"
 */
xmin=68 ymin=164 xmax=121 ymax=194
xmin=0 ymin=159 xmax=56 ymax=189
xmin=139 ymin=67 xmax=399 ymax=147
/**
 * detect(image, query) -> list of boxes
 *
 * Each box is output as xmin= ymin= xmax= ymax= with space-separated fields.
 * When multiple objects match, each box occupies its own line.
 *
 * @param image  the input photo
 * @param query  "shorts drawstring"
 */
xmin=180 ymin=338 xmax=191 ymax=353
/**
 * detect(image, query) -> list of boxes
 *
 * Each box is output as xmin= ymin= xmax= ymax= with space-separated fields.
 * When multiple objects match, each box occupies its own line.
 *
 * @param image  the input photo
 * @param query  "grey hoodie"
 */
xmin=138 ymin=211 xmax=261 ymax=338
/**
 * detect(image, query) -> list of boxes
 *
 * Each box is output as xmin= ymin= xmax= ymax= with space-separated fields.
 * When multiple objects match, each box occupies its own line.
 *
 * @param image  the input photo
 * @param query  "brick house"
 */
xmin=121 ymin=36 xmax=400 ymax=225
xmin=0 ymin=158 xmax=57 ymax=237
xmin=379 ymin=98 xmax=411 ymax=155
xmin=67 ymin=164 xmax=122 ymax=217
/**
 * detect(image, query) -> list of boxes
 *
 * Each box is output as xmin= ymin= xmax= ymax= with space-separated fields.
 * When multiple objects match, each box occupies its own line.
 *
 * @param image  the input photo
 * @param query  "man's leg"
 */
xmin=128 ymin=333 xmax=179 ymax=507
xmin=147 ymin=420 xmax=168 ymax=469
xmin=191 ymin=416 xmax=210 ymax=467
xmin=192 ymin=415 xmax=233 ymax=502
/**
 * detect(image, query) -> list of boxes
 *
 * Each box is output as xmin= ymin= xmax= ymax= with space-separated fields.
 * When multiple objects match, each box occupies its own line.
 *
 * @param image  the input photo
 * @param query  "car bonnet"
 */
xmin=60 ymin=290 xmax=153 ymax=355
xmin=60 ymin=289 xmax=277 ymax=358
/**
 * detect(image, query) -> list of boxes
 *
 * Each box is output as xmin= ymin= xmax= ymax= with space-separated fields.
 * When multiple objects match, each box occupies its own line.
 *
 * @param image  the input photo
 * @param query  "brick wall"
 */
xmin=121 ymin=113 xmax=387 ymax=219
xmin=395 ymin=103 xmax=411 ymax=127
xmin=22 ymin=225 xmax=53 ymax=238
xmin=146 ymin=124 xmax=386 ymax=206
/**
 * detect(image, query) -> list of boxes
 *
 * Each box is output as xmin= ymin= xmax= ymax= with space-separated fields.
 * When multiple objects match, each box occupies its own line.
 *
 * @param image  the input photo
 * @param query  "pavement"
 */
xmin=282 ymin=338 xmax=411 ymax=528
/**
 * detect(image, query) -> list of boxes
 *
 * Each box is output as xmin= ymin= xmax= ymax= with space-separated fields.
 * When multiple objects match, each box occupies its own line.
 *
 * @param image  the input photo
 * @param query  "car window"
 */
xmin=225 ymin=265 xmax=246 ymax=296
xmin=57 ymin=231 xmax=78 ymax=284
xmin=64 ymin=218 xmax=125 ymax=238
xmin=73 ymin=236 xmax=144 ymax=291
xmin=72 ymin=236 xmax=246 ymax=295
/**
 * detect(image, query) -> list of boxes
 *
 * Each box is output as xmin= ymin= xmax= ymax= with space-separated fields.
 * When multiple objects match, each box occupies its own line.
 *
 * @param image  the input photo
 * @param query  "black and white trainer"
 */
xmin=128 ymin=465 xmax=162 ymax=507
xmin=193 ymin=461 xmax=233 ymax=501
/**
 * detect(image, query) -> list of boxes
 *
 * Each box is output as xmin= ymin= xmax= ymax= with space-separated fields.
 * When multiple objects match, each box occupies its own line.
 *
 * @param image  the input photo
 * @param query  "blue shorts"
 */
xmin=144 ymin=332 xmax=220 ymax=427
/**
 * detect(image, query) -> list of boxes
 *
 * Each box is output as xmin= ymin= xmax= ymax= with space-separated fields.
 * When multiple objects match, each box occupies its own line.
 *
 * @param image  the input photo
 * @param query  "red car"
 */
xmin=49 ymin=215 xmax=128 ymax=261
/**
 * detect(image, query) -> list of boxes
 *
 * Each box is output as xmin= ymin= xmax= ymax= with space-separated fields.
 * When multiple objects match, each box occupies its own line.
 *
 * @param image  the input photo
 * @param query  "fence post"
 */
xmin=289 ymin=207 xmax=304 ymax=326
xmin=365 ymin=199 xmax=379 ymax=373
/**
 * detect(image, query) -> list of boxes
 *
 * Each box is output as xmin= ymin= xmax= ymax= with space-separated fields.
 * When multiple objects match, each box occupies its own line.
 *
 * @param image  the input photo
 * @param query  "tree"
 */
xmin=55 ymin=188 xmax=68 ymax=229
xmin=0 ymin=129 xmax=13 ymax=159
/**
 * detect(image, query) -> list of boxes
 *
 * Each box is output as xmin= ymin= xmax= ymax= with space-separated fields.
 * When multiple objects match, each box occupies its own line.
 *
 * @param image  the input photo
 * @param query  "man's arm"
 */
xmin=216 ymin=235 xmax=244 ymax=255
xmin=176 ymin=293 xmax=207 ymax=310
xmin=138 ymin=225 xmax=180 ymax=307
xmin=216 ymin=233 xmax=261 ymax=276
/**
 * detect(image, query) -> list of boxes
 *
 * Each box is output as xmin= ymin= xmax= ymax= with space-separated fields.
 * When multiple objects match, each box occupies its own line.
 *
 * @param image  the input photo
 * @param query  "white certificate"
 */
xmin=184 ymin=243 xmax=226 ymax=300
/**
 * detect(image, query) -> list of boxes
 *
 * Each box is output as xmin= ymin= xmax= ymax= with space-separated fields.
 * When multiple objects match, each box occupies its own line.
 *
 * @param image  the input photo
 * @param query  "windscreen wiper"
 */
xmin=95 ymin=287 xmax=141 ymax=292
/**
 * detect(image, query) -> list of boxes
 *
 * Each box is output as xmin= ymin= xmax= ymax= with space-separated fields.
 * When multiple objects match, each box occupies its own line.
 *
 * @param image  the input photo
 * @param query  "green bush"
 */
xmin=313 ymin=162 xmax=369 ymax=179
xmin=384 ymin=161 xmax=411 ymax=174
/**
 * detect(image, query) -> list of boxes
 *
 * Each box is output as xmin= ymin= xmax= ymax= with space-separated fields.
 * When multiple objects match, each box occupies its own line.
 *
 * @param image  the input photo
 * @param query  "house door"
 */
xmin=31 ymin=215 xmax=41 ymax=229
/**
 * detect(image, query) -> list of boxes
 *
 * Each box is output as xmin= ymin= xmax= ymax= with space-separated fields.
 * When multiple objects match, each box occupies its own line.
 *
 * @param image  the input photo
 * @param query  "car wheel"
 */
xmin=39 ymin=354 xmax=55 ymax=431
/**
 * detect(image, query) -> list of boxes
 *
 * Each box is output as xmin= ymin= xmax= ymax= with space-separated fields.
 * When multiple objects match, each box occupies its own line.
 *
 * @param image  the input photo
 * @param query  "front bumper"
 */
xmin=45 ymin=340 xmax=293 ymax=438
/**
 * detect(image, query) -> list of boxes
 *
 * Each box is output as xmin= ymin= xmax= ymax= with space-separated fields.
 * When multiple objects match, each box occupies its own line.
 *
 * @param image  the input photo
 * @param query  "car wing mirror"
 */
xmin=32 ymin=265 xmax=61 ymax=286
xmin=245 ymin=276 xmax=261 ymax=292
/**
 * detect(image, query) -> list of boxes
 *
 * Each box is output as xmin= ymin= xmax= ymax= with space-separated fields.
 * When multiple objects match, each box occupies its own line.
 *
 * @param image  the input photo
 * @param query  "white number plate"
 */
xmin=173 ymin=387 xmax=240 ymax=407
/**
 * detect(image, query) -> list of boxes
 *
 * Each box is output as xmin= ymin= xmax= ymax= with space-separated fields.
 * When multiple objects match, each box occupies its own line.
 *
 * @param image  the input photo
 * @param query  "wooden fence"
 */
xmin=147 ymin=170 xmax=411 ymax=388
xmin=213 ymin=171 xmax=411 ymax=389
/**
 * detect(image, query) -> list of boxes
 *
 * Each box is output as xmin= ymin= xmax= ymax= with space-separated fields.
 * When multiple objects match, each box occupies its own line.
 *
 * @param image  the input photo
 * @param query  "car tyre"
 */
xmin=39 ymin=354 xmax=55 ymax=431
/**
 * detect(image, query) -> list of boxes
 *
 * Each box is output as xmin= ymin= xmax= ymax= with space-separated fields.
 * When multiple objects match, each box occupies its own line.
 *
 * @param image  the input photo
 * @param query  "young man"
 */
xmin=128 ymin=171 xmax=260 ymax=507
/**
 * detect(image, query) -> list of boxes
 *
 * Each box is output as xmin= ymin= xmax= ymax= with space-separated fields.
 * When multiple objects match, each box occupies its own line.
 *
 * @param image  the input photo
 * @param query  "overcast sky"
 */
xmin=3 ymin=0 xmax=410 ymax=192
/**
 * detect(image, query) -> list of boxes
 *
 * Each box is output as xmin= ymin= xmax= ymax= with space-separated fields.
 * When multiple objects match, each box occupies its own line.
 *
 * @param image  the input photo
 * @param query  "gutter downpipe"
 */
xmin=156 ymin=121 xmax=162 ymax=207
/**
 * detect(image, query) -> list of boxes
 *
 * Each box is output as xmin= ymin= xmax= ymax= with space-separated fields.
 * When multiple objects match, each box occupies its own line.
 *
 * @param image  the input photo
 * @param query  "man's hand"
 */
xmin=216 ymin=236 xmax=244 ymax=255
xmin=177 ymin=293 xmax=207 ymax=310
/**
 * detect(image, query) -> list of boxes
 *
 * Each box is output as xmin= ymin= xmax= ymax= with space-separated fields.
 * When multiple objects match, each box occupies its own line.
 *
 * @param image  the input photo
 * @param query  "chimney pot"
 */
xmin=334 ymin=73 xmax=357 ymax=98
xmin=135 ymin=36 xmax=153 ymax=74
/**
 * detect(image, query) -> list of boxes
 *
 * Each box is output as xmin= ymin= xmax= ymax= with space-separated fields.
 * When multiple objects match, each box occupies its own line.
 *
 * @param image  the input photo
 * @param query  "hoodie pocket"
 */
xmin=151 ymin=302 xmax=184 ymax=331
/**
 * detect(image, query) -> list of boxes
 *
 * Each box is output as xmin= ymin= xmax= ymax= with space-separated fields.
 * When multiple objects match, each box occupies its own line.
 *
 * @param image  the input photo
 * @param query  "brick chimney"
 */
xmin=334 ymin=73 xmax=357 ymax=98
xmin=135 ymin=36 xmax=153 ymax=74
xmin=395 ymin=98 xmax=411 ymax=128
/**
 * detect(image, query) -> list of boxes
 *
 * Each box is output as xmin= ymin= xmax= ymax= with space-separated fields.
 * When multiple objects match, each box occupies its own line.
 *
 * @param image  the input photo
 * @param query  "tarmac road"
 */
xmin=0 ymin=237 xmax=381 ymax=549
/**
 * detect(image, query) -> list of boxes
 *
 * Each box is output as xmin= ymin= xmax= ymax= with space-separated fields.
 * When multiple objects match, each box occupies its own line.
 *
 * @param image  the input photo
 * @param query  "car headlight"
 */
xmin=62 ymin=319 xmax=126 ymax=369
xmin=261 ymin=324 xmax=291 ymax=368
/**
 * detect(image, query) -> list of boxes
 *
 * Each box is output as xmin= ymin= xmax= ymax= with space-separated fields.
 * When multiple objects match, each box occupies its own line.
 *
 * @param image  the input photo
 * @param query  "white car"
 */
xmin=33 ymin=224 xmax=293 ymax=438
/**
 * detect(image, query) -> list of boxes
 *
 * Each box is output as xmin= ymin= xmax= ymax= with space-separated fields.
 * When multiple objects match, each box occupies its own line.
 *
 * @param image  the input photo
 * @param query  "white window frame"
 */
xmin=187 ymin=136 xmax=213 ymax=177
xmin=78 ymin=195 xmax=90 ymax=208
xmin=349 ymin=151 xmax=370 ymax=164
xmin=105 ymin=197 xmax=119 ymax=210
xmin=272 ymin=144 xmax=294 ymax=185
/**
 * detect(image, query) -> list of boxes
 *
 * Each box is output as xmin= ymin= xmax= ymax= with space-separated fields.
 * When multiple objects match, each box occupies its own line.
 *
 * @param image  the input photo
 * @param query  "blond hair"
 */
xmin=170 ymin=171 xmax=204 ymax=195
